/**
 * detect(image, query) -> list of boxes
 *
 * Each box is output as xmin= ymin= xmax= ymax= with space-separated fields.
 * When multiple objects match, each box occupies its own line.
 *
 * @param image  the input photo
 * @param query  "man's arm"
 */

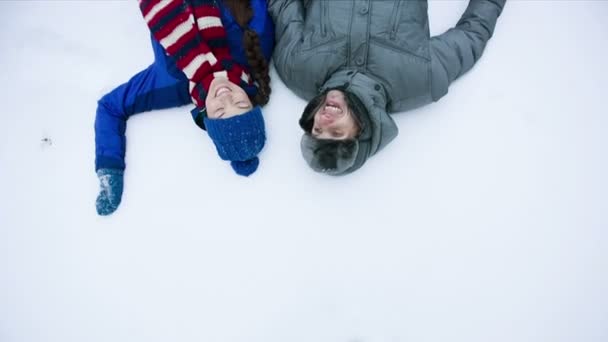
xmin=430 ymin=0 xmax=507 ymax=100
xmin=267 ymin=0 xmax=305 ymax=85
xmin=268 ymin=0 xmax=304 ymax=43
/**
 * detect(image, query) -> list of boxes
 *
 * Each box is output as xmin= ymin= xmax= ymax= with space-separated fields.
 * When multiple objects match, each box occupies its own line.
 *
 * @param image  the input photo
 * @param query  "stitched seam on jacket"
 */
xmin=369 ymin=38 xmax=429 ymax=62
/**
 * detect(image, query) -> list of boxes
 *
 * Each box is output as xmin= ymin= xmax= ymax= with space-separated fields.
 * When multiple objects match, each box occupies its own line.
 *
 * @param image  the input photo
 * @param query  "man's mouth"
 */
xmin=323 ymin=101 xmax=342 ymax=115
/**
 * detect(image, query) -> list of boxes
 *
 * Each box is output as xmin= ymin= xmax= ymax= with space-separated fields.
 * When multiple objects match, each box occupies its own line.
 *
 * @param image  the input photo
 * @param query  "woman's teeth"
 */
xmin=216 ymin=86 xmax=231 ymax=97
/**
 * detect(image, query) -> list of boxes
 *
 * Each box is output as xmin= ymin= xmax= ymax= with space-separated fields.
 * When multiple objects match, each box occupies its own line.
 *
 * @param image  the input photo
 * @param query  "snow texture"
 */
xmin=0 ymin=1 xmax=607 ymax=342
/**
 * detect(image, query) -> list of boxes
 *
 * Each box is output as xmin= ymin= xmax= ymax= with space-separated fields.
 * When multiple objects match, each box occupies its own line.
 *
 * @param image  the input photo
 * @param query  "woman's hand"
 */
xmin=95 ymin=168 xmax=124 ymax=216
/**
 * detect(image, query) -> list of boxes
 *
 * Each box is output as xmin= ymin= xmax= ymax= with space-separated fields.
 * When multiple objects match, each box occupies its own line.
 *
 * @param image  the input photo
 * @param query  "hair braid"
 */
xmin=223 ymin=0 xmax=272 ymax=106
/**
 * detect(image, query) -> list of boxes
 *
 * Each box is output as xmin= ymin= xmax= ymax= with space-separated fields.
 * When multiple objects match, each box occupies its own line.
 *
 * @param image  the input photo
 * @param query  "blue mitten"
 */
xmin=96 ymin=168 xmax=124 ymax=216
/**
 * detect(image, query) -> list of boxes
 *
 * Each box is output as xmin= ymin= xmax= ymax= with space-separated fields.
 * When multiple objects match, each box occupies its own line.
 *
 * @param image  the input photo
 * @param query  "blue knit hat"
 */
xmin=203 ymin=106 xmax=266 ymax=176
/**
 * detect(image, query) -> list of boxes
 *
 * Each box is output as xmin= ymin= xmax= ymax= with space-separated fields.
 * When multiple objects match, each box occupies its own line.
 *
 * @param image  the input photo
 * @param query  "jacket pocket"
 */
xmin=320 ymin=1 xmax=328 ymax=37
xmin=291 ymin=36 xmax=346 ymax=56
xmin=388 ymin=1 xmax=402 ymax=40
xmin=287 ymin=37 xmax=348 ymax=99
xmin=370 ymin=37 xmax=429 ymax=62
xmin=368 ymin=38 xmax=431 ymax=108
xmin=298 ymin=36 xmax=346 ymax=54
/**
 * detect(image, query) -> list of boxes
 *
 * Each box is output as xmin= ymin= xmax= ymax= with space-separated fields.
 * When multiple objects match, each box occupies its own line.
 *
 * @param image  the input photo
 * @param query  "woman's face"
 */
xmin=311 ymin=90 xmax=360 ymax=140
xmin=206 ymin=77 xmax=253 ymax=119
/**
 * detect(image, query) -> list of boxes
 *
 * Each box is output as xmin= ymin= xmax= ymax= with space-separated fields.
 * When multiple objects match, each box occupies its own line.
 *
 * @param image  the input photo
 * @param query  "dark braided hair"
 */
xmin=223 ymin=0 xmax=272 ymax=106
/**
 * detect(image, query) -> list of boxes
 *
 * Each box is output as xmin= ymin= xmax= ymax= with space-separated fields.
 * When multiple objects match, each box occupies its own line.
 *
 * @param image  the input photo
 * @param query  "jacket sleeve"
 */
xmin=429 ymin=0 xmax=506 ymax=101
xmin=94 ymin=62 xmax=191 ymax=172
xmin=267 ymin=0 xmax=305 ymax=85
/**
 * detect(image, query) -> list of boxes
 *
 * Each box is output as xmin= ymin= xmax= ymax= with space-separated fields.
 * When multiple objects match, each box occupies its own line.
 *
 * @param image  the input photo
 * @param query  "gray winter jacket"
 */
xmin=269 ymin=0 xmax=506 ymax=174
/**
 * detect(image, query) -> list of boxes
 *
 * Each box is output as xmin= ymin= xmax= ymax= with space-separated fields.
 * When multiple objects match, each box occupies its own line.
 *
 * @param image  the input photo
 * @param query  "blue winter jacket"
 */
xmin=95 ymin=0 xmax=274 ymax=171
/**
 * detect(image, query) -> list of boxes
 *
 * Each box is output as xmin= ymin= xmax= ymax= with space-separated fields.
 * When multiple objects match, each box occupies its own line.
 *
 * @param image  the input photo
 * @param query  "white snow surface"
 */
xmin=1 ymin=1 xmax=607 ymax=342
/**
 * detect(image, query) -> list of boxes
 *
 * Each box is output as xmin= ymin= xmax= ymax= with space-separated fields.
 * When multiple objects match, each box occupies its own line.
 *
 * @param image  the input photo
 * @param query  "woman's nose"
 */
xmin=220 ymin=93 xmax=233 ymax=103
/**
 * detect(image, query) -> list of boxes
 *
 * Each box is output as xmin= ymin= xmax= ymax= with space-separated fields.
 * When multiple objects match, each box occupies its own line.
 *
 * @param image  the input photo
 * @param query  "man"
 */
xmin=269 ymin=0 xmax=506 ymax=175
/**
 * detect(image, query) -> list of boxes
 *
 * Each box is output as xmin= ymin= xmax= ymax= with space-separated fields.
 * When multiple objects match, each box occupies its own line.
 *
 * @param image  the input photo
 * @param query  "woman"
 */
xmin=94 ymin=0 xmax=274 ymax=215
xmin=269 ymin=0 xmax=506 ymax=175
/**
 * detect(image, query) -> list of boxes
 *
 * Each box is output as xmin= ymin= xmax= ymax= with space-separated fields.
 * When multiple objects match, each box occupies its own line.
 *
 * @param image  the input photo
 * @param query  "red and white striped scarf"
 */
xmin=139 ymin=0 xmax=256 ymax=108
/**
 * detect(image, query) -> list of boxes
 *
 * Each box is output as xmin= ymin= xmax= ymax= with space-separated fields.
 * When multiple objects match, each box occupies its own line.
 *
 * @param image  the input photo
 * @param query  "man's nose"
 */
xmin=318 ymin=112 xmax=334 ymax=125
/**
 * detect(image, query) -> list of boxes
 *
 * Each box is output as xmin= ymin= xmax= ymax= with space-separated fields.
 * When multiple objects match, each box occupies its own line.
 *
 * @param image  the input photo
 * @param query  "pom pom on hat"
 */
xmin=231 ymin=157 xmax=259 ymax=176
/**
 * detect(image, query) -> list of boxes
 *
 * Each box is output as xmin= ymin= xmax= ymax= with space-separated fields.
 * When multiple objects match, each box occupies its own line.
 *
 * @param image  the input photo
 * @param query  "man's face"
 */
xmin=311 ymin=90 xmax=360 ymax=140
xmin=206 ymin=77 xmax=253 ymax=119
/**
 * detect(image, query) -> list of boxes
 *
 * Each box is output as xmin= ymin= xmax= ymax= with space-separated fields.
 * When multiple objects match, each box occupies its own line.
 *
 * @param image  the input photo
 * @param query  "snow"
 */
xmin=1 ymin=1 xmax=607 ymax=342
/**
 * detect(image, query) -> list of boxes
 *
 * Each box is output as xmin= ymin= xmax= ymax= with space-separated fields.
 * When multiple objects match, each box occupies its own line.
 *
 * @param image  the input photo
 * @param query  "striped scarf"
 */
xmin=139 ymin=0 xmax=256 ymax=108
